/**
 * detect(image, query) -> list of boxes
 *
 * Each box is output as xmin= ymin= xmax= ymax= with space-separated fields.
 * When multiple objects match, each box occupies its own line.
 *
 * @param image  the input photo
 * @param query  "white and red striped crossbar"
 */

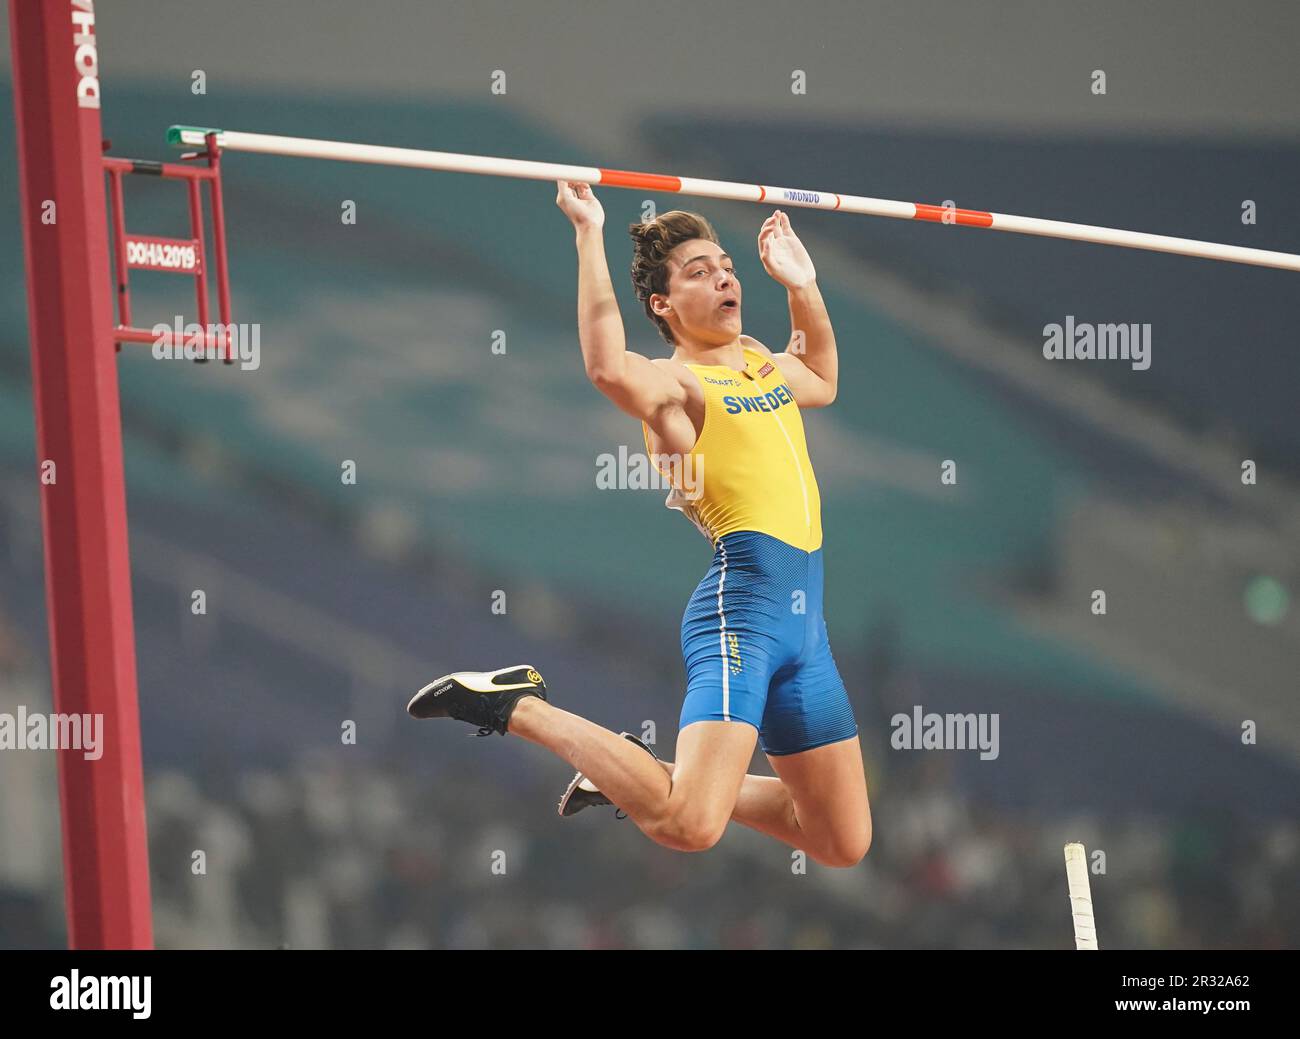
xmin=169 ymin=125 xmax=1300 ymax=272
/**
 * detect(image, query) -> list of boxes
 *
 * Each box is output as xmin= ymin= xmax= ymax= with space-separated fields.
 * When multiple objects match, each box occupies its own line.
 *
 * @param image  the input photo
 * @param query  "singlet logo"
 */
xmin=757 ymin=362 xmax=775 ymax=378
xmin=721 ymin=385 xmax=795 ymax=415
xmin=703 ymin=375 xmax=742 ymax=387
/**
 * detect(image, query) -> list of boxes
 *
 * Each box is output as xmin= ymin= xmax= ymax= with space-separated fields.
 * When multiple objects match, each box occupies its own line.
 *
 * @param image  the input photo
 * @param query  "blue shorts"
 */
xmin=679 ymin=530 xmax=859 ymax=756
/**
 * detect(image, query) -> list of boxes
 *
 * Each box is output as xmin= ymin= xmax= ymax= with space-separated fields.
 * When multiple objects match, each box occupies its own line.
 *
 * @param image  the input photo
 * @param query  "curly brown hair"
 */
xmin=628 ymin=210 xmax=721 ymax=345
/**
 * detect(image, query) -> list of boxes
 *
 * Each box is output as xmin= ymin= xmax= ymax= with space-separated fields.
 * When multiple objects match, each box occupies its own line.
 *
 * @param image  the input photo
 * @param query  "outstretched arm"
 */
xmin=556 ymin=180 xmax=686 ymax=423
xmin=758 ymin=210 xmax=838 ymax=407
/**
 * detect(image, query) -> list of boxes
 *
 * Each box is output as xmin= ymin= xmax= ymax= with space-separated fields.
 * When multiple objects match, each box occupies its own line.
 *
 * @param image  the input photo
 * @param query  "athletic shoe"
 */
xmin=407 ymin=665 xmax=547 ymax=737
xmin=557 ymin=731 xmax=660 ymax=818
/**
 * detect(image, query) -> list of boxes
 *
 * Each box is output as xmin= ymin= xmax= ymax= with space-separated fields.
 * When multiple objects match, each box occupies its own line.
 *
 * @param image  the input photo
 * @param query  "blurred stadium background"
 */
xmin=1 ymin=1 xmax=1298 ymax=948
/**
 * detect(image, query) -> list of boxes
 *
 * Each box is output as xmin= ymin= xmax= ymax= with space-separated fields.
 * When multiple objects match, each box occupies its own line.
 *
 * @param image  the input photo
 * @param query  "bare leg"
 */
xmin=508 ymin=698 xmax=810 ymax=852
xmin=508 ymin=699 xmax=756 ymax=852
xmin=509 ymin=699 xmax=672 ymax=824
xmin=765 ymin=737 xmax=872 ymax=868
xmin=653 ymin=757 xmax=807 ymax=853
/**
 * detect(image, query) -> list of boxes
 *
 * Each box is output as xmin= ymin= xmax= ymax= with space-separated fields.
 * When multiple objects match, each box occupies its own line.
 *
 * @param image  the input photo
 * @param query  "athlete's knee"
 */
xmin=650 ymin=801 xmax=728 ymax=853
xmin=674 ymin=820 xmax=728 ymax=853
xmin=817 ymin=817 xmax=872 ymax=868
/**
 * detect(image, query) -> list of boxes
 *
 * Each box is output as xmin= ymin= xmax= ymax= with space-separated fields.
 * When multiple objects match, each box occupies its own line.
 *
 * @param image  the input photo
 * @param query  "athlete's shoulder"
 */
xmin=653 ymin=353 xmax=708 ymax=381
xmin=648 ymin=354 xmax=693 ymax=384
xmin=739 ymin=334 xmax=776 ymax=358
xmin=647 ymin=355 xmax=703 ymax=404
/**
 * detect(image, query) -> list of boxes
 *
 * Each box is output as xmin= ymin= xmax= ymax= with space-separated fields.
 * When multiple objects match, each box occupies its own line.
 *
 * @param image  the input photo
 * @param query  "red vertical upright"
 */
xmin=9 ymin=0 xmax=152 ymax=948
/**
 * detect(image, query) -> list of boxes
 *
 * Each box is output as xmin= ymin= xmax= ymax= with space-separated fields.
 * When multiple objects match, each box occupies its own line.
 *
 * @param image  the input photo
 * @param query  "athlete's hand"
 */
xmin=556 ymin=180 xmax=606 ymax=231
xmin=758 ymin=210 xmax=817 ymax=289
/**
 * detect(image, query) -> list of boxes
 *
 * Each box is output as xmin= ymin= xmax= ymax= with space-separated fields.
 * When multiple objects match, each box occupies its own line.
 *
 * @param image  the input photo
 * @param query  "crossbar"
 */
xmin=169 ymin=125 xmax=1300 ymax=273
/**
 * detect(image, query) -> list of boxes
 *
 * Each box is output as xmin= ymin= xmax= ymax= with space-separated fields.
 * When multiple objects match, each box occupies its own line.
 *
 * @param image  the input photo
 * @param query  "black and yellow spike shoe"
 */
xmin=557 ymin=731 xmax=661 ymax=818
xmin=406 ymin=665 xmax=547 ymax=737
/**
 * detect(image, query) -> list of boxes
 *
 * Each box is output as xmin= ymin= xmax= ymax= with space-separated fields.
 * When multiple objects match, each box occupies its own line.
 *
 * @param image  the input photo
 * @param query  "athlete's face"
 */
xmin=654 ymin=238 xmax=742 ymax=345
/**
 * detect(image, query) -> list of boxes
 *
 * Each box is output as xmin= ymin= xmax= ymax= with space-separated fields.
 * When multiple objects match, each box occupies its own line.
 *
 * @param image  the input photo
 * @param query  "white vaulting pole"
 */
xmin=169 ymin=126 xmax=1300 ymax=273
xmin=1064 ymin=842 xmax=1099 ymax=950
